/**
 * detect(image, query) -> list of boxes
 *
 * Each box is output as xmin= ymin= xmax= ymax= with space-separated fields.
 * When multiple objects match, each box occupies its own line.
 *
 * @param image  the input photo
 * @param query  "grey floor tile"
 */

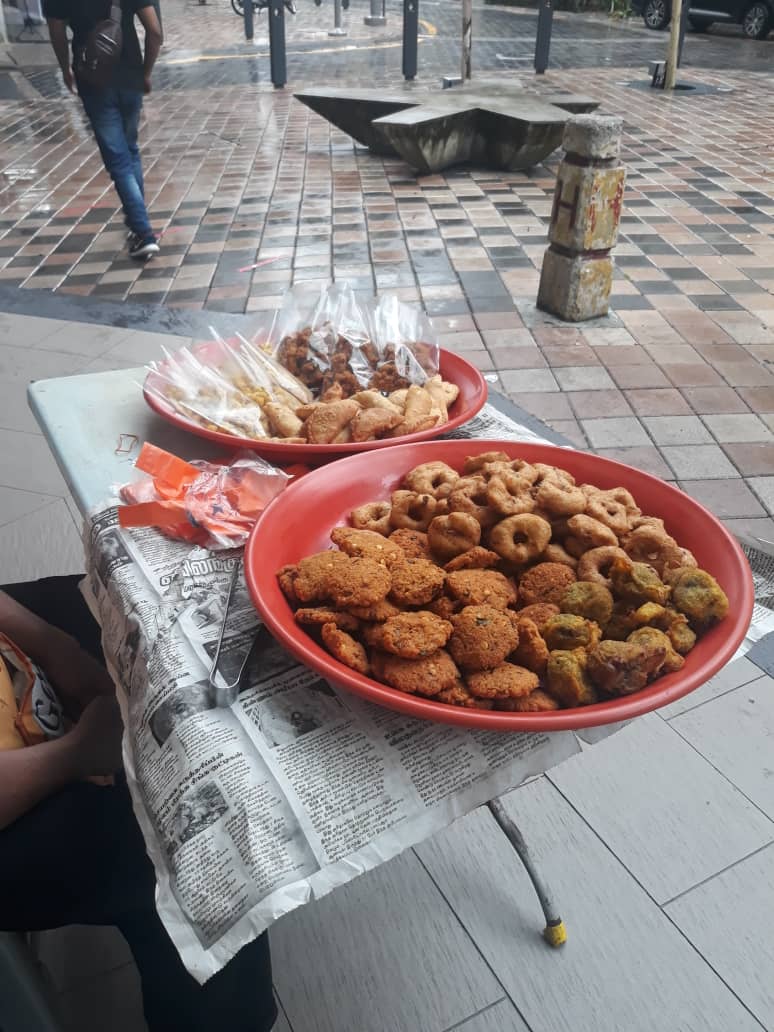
xmin=659 ymin=657 xmax=765 ymax=720
xmin=548 ymin=715 xmax=774 ymax=904
xmin=273 ymin=1004 xmax=293 ymax=1032
xmin=57 ymin=962 xmax=146 ymax=1032
xmin=36 ymin=321 xmax=133 ymax=359
xmin=0 ymin=342 xmax=89 ymax=381
xmin=0 ymin=484 xmax=54 ymax=526
xmin=106 ymin=330 xmax=191 ymax=365
xmin=642 ymin=415 xmax=714 ymax=446
xmin=671 ymin=676 xmax=774 ymax=822
xmin=678 ymin=479 xmax=766 ymax=519
xmin=552 ymin=366 xmax=616 ymax=391
xmin=272 ymin=849 xmax=503 ymax=1032
xmin=660 ymin=445 xmax=738 ymax=479
xmin=39 ymin=926 xmax=133 ymax=993
xmin=499 ymin=368 xmax=559 ymax=393
xmin=747 ymin=477 xmax=774 ymax=513
xmin=702 ymin=414 xmax=774 ymax=444
xmin=581 ymin=416 xmax=651 ymax=448
xmin=665 ymin=843 xmax=774 ymax=1030
xmin=0 ymin=500 xmax=83 ymax=582
xmin=447 ymin=1000 xmax=528 ymax=1032
xmin=0 ymin=377 xmax=43 ymax=433
xmin=0 ymin=428 xmax=72 ymax=498
xmin=0 ymin=313 xmax=67 ymax=350
xmin=416 ymin=778 xmax=762 ymax=1032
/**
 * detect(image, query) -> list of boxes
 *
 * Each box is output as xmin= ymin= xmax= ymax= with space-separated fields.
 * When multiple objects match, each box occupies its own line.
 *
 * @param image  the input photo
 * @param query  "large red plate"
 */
xmin=245 ymin=440 xmax=753 ymax=731
xmin=143 ymin=341 xmax=487 ymax=463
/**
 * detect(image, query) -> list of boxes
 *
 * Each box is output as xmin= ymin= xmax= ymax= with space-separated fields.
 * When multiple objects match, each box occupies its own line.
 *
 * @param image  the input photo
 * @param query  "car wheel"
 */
xmin=742 ymin=1 xmax=771 ymax=37
xmin=689 ymin=16 xmax=713 ymax=29
xmin=643 ymin=0 xmax=670 ymax=29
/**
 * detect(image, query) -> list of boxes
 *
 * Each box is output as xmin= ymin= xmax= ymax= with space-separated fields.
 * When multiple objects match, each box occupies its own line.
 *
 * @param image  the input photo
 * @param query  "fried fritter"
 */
xmin=496 ymin=689 xmax=560 ymax=712
xmin=627 ymin=627 xmax=684 ymax=675
xmin=444 ymin=547 xmax=501 ymax=572
xmin=510 ymin=617 xmax=549 ymax=676
xmin=345 ymin=599 xmax=402 ymax=622
xmin=518 ymin=562 xmax=577 ymax=607
xmin=516 ymin=602 xmax=560 ymax=632
xmin=603 ymin=601 xmax=639 ymax=641
xmin=445 ymin=570 xmax=517 ymax=610
xmin=466 ymin=662 xmax=539 ymax=700
xmin=630 ymin=603 xmax=698 ymax=655
xmin=542 ymin=614 xmax=601 ymax=652
xmin=331 ymin=526 xmax=404 ymax=566
xmin=295 ymin=607 xmax=360 ymax=632
xmin=587 ymin=640 xmax=664 ymax=696
xmin=388 ymin=558 xmax=446 ymax=607
xmin=326 ymin=557 xmax=391 ymax=608
xmin=277 ymin=564 xmax=299 ymax=603
xmin=609 ymin=557 xmax=670 ymax=606
xmin=448 ymin=605 xmax=519 ymax=672
xmin=388 ymin=528 xmax=432 ymax=559
xmin=377 ymin=611 xmax=453 ymax=658
xmin=293 ymin=551 xmax=350 ymax=603
xmin=670 ymin=568 xmax=729 ymax=632
xmin=560 ymin=581 xmax=614 ymax=627
xmin=436 ymin=679 xmax=495 ymax=709
xmin=376 ymin=649 xmax=459 ymax=696
xmin=545 ymin=649 xmax=597 ymax=707
xmin=321 ymin=623 xmax=369 ymax=674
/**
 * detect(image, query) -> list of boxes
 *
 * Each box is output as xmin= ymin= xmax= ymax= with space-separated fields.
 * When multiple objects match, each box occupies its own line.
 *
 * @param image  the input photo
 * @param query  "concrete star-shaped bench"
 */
xmin=295 ymin=82 xmax=598 ymax=174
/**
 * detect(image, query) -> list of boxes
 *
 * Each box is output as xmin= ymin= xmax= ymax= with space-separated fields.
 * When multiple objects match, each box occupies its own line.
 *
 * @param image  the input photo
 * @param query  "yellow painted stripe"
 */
xmin=164 ymin=39 xmax=411 ymax=65
xmin=418 ymin=17 xmax=436 ymax=35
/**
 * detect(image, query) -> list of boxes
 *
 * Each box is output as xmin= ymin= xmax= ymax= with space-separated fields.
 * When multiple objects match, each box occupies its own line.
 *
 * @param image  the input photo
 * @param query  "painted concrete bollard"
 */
xmin=537 ymin=114 xmax=625 ymax=322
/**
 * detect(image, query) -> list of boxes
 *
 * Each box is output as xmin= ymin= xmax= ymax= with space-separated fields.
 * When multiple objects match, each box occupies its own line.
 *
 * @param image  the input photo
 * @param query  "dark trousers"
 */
xmin=0 ymin=577 xmax=276 ymax=1032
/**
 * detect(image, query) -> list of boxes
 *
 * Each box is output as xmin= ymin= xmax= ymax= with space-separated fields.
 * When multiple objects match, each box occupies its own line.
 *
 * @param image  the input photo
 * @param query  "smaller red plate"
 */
xmin=245 ymin=440 xmax=754 ymax=732
xmin=143 ymin=341 xmax=487 ymax=463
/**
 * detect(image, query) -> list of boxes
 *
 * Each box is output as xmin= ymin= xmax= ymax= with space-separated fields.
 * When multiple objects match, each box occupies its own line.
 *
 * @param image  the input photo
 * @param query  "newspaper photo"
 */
xmin=81 ymin=401 xmax=763 ymax=983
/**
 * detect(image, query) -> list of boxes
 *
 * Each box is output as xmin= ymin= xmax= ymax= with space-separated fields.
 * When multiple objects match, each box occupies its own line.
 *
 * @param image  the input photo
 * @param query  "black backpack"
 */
xmin=74 ymin=0 xmax=123 ymax=88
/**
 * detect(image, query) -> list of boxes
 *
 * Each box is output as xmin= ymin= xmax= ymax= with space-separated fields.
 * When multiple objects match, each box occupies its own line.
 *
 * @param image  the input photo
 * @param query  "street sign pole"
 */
xmin=365 ymin=0 xmax=386 ymax=26
xmin=268 ymin=0 xmax=287 ymax=87
xmin=329 ymin=0 xmax=347 ymax=36
xmin=243 ymin=0 xmax=253 ymax=41
xmin=461 ymin=0 xmax=472 ymax=80
xmin=402 ymin=0 xmax=418 ymax=80
xmin=534 ymin=0 xmax=553 ymax=75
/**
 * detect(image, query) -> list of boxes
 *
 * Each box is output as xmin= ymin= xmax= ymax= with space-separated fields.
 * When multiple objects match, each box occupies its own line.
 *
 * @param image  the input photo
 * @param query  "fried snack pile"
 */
xmin=276 ymin=451 xmax=730 ymax=713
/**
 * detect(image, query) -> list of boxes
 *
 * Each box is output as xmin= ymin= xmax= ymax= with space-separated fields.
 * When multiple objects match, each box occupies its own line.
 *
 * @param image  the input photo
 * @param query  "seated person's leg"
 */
xmin=2 ymin=574 xmax=102 ymax=661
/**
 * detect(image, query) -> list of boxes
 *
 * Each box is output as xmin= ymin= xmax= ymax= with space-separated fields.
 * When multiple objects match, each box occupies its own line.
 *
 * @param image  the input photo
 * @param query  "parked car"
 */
xmin=631 ymin=0 xmax=773 ymax=38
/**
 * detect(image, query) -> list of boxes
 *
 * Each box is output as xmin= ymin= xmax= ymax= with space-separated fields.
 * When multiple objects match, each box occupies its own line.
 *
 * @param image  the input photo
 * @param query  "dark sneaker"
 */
xmin=129 ymin=235 xmax=160 ymax=260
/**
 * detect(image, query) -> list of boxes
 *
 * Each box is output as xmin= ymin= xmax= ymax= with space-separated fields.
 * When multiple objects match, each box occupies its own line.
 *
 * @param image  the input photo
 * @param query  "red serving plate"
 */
xmin=143 ymin=340 xmax=487 ymax=463
xmin=245 ymin=440 xmax=753 ymax=732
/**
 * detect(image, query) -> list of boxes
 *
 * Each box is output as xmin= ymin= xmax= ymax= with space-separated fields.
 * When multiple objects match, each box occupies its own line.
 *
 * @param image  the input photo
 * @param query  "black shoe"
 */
xmin=129 ymin=234 xmax=160 ymax=260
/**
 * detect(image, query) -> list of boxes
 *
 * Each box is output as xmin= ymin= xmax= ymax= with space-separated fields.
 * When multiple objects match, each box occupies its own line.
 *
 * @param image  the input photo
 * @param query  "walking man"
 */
xmin=44 ymin=0 xmax=163 ymax=260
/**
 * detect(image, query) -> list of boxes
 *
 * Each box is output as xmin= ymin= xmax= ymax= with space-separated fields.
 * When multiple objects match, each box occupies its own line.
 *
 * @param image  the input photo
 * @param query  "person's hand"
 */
xmin=69 ymin=696 xmax=124 ymax=777
xmin=63 ymin=67 xmax=76 ymax=94
xmin=143 ymin=74 xmax=152 ymax=94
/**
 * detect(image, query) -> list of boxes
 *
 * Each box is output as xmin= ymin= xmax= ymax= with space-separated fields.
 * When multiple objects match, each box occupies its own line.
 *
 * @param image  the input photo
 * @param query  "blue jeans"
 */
xmin=79 ymin=86 xmax=153 ymax=238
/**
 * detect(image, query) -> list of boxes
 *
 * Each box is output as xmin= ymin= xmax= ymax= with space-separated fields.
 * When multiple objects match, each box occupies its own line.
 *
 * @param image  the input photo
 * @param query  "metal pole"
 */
xmin=243 ymin=0 xmax=253 ymax=41
xmin=268 ymin=0 xmax=286 ymax=87
xmin=402 ymin=0 xmax=418 ymax=81
xmin=461 ymin=0 xmax=472 ymax=80
xmin=329 ymin=0 xmax=346 ymax=35
xmin=534 ymin=0 xmax=553 ymax=75
xmin=365 ymin=0 xmax=386 ymax=27
xmin=677 ymin=0 xmax=689 ymax=67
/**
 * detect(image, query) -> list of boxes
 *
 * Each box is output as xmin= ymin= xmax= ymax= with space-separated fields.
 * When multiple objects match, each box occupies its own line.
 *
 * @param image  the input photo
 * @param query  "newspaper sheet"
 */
xmin=80 ymin=401 xmax=761 ymax=983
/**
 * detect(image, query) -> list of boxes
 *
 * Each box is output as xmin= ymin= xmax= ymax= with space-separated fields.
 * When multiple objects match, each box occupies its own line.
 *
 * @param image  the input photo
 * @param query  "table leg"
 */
xmin=487 ymin=797 xmax=567 ymax=948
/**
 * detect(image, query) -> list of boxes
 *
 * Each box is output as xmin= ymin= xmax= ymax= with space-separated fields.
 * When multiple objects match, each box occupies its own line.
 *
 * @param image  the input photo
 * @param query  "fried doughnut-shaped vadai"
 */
xmin=295 ymin=607 xmax=360 ymax=632
xmin=546 ymin=649 xmax=597 ymax=707
xmin=622 ymin=524 xmax=683 ymax=575
xmin=427 ymin=512 xmax=481 ymax=561
xmin=486 ymin=473 xmax=535 ymax=517
xmin=436 ymin=680 xmax=494 ymax=709
xmin=388 ymin=528 xmax=431 ymax=559
xmin=331 ymin=527 xmax=404 ymax=566
xmin=377 ymin=649 xmax=459 ymax=696
xmin=670 ymin=567 xmax=729 ymax=631
xmin=444 ymin=546 xmax=500 ymax=572
xmin=565 ymin=514 xmax=618 ymax=556
xmin=351 ymin=501 xmax=392 ymax=536
xmin=517 ymin=602 xmax=560 ymax=632
xmin=448 ymin=605 xmax=519 ymax=672
xmin=326 ymin=557 xmax=391 ymax=608
xmin=321 ymin=623 xmax=370 ymax=674
xmin=627 ymin=627 xmax=684 ymax=675
xmin=293 ymin=551 xmax=350 ymax=603
xmin=543 ymin=543 xmax=578 ymax=570
xmin=534 ymin=477 xmax=586 ymax=517
xmin=609 ymin=557 xmax=669 ymax=606
xmin=496 ymin=689 xmax=559 ymax=712
xmin=378 ymin=611 xmax=453 ymax=659
xmin=576 ymin=545 xmax=629 ymax=589
xmin=585 ymin=491 xmax=631 ymax=537
xmin=463 ymin=451 xmax=510 ymax=475
xmin=466 ymin=662 xmax=539 ymax=700
xmin=560 ymin=581 xmax=614 ymax=627
xmin=511 ymin=617 xmax=549 ymax=676
xmin=586 ymin=640 xmax=664 ymax=696
xmin=403 ymin=461 xmax=460 ymax=499
xmin=388 ymin=557 xmax=446 ymax=607
xmin=489 ymin=514 xmax=552 ymax=565
xmin=518 ymin=562 xmax=577 ymax=607
xmin=543 ymin=613 xmax=601 ymax=652
xmin=448 ymin=477 xmax=498 ymax=529
xmin=446 ymin=569 xmax=517 ymax=610
xmin=388 ymin=490 xmax=438 ymax=532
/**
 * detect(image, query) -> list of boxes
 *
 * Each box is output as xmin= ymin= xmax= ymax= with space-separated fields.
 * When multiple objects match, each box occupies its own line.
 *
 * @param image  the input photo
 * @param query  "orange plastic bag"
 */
xmin=118 ymin=443 xmax=303 ymax=548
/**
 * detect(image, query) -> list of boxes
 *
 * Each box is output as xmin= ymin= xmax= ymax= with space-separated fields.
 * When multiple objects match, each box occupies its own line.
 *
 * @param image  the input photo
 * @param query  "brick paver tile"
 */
xmin=747 ymin=478 xmax=774 ymax=515
xmin=738 ymin=387 xmax=774 ymax=412
xmin=499 ymin=368 xmax=559 ymax=393
xmin=714 ymin=363 xmax=774 ymax=388
xmin=594 ymin=345 xmax=656 ymax=367
xmin=596 ymin=446 xmax=675 ymax=480
xmin=546 ymin=419 xmax=588 ymax=448
xmin=661 ymin=445 xmax=738 ymax=480
xmin=664 ymin=312 xmax=733 ymax=344
xmin=678 ymin=480 xmax=766 ymax=519
xmin=642 ymin=415 xmax=714 ymax=446
xmin=541 ymin=344 xmax=600 ymax=367
xmin=488 ymin=346 xmax=546 ymax=369
xmin=506 ymin=391 xmax=573 ymax=421
xmin=581 ymin=328 xmax=638 ymax=347
xmin=480 ymin=329 xmax=535 ymax=348
xmin=724 ymin=516 xmax=774 ymax=537
xmin=626 ymin=389 xmax=692 ymax=417
xmin=609 ymin=365 xmax=672 ymax=389
xmin=567 ymin=389 xmax=633 ymax=418
xmin=722 ymin=444 xmax=774 ymax=476
xmin=664 ymin=364 xmax=724 ymax=387
xmin=681 ymin=387 xmax=750 ymax=415
xmin=581 ymin=417 xmax=651 ymax=449
xmin=644 ymin=344 xmax=702 ymax=365
xmin=702 ymin=414 xmax=774 ymax=443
